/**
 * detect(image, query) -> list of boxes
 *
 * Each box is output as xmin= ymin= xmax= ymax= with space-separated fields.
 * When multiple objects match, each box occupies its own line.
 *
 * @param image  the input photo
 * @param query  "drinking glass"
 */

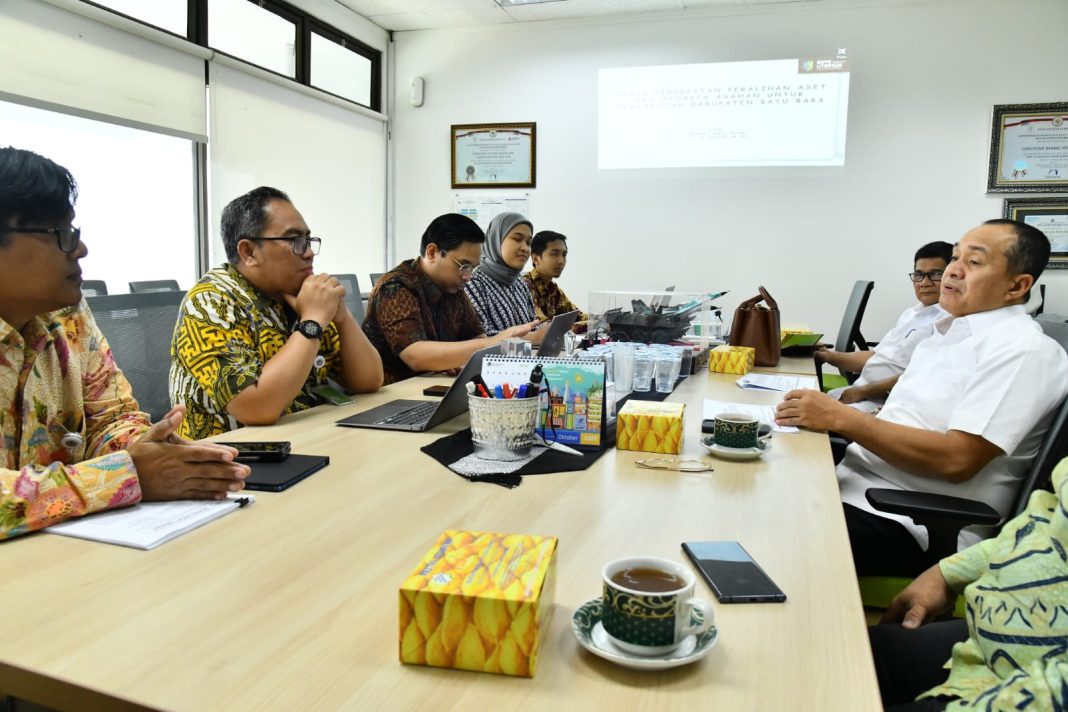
xmin=654 ymin=356 xmax=675 ymax=393
xmin=632 ymin=354 xmax=654 ymax=392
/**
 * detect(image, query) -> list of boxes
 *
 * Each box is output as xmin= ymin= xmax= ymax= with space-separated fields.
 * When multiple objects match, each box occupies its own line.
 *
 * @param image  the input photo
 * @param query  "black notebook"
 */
xmin=244 ymin=454 xmax=330 ymax=492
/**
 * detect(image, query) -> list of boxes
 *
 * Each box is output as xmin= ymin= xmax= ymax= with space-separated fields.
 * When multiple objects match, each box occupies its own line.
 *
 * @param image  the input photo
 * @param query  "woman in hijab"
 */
xmin=465 ymin=212 xmax=543 ymax=340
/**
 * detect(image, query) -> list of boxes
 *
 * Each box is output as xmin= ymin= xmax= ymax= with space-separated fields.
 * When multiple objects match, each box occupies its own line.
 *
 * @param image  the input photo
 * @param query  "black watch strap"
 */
xmin=295 ymin=320 xmax=323 ymax=340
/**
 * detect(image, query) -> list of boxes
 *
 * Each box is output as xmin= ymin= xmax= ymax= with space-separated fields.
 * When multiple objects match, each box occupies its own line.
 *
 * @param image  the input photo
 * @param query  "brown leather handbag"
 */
xmin=729 ymin=286 xmax=781 ymax=367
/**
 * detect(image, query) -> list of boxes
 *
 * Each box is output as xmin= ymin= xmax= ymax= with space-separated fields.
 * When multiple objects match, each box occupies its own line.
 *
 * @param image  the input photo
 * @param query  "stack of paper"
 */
xmin=47 ymin=494 xmax=254 ymax=550
xmin=737 ymin=374 xmax=818 ymax=392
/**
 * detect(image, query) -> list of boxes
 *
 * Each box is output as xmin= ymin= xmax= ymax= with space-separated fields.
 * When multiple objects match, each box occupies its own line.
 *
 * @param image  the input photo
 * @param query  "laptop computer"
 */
xmin=536 ymin=310 xmax=580 ymax=357
xmin=335 ymin=345 xmax=500 ymax=432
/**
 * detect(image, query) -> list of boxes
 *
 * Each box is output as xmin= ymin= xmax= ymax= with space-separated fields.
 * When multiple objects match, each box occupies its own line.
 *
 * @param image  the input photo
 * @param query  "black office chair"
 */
xmin=369 ymin=272 xmax=385 ymax=288
xmin=1026 ymin=283 xmax=1046 ymax=317
xmin=129 ymin=279 xmax=180 ymax=293
xmin=816 ymin=280 xmax=874 ymax=392
xmin=331 ymin=273 xmax=365 ymax=325
xmin=86 ymin=291 xmax=186 ymax=422
xmin=80 ymin=280 xmax=108 ymax=297
xmin=859 ymin=316 xmax=1068 ymax=608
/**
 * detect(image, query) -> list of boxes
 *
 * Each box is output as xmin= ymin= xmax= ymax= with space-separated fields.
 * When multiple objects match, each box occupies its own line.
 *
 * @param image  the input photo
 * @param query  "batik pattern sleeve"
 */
xmin=1 ymin=453 xmax=141 ymax=540
xmin=924 ymin=459 xmax=1068 ymax=710
xmin=172 ymin=284 xmax=264 ymax=410
xmin=0 ymin=306 xmax=144 ymax=540
xmin=372 ymin=282 xmax=430 ymax=356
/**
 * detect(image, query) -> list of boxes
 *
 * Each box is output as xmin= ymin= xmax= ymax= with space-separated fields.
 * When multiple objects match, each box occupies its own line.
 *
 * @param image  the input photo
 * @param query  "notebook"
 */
xmin=481 ymin=355 xmax=606 ymax=449
xmin=244 ymin=454 xmax=330 ymax=492
xmin=47 ymin=493 xmax=255 ymax=550
xmin=780 ymin=331 xmax=824 ymax=349
xmin=335 ymin=345 xmax=500 ymax=432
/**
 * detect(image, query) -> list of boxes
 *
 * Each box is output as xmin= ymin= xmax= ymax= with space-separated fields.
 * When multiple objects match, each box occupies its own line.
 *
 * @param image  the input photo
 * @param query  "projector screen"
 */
xmin=598 ymin=57 xmax=850 ymax=169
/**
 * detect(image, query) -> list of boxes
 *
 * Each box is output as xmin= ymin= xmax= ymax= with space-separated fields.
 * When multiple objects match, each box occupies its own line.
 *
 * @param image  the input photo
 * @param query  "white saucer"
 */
xmin=571 ymin=598 xmax=718 ymax=670
xmin=700 ymin=436 xmax=771 ymax=461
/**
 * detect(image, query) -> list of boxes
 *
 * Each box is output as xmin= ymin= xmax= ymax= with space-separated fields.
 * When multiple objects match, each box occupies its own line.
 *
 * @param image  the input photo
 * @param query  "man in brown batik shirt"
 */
xmin=363 ymin=214 xmax=536 ymax=384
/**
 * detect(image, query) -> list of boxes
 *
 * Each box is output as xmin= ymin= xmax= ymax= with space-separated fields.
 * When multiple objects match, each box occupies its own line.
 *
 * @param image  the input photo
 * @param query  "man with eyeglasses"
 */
xmin=0 ymin=147 xmax=249 ymax=540
xmin=777 ymin=220 xmax=1068 ymax=577
xmin=817 ymin=241 xmax=952 ymax=412
xmin=170 ymin=186 xmax=383 ymax=439
xmin=362 ymin=213 xmax=537 ymax=384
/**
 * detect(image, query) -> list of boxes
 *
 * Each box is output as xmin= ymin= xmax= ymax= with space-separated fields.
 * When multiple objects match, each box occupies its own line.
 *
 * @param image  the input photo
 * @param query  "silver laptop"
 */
xmin=536 ymin=310 xmax=580 ymax=357
xmin=335 ymin=345 xmax=500 ymax=432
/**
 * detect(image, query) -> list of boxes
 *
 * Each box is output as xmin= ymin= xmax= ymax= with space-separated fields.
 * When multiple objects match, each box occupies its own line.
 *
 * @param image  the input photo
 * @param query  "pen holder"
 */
xmin=468 ymin=392 xmax=540 ymax=461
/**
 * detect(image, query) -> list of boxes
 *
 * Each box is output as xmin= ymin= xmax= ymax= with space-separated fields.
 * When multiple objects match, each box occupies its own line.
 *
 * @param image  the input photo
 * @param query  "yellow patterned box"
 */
xmin=399 ymin=530 xmax=557 ymax=677
xmin=708 ymin=345 xmax=755 ymax=375
xmin=615 ymin=400 xmax=685 ymax=454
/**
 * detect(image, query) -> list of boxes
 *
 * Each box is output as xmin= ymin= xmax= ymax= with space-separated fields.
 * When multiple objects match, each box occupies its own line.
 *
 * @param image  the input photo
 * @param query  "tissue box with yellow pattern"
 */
xmin=615 ymin=400 xmax=685 ymax=454
xmin=708 ymin=345 xmax=755 ymax=375
xmin=399 ymin=530 xmax=557 ymax=677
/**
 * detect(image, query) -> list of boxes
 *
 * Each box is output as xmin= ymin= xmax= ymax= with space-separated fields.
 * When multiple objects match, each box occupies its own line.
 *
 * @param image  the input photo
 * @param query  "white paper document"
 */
xmin=736 ymin=373 xmax=818 ymax=392
xmin=47 ymin=494 xmax=255 ymax=550
xmin=703 ymin=399 xmax=799 ymax=434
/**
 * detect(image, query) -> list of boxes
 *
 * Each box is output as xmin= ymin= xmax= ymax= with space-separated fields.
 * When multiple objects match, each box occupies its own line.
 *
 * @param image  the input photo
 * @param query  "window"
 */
xmin=88 ymin=0 xmax=187 ymax=36
xmin=310 ymin=29 xmax=374 ymax=108
xmin=0 ymin=100 xmax=200 ymax=295
xmin=77 ymin=0 xmax=383 ymax=111
xmin=209 ymin=0 xmax=298 ymax=78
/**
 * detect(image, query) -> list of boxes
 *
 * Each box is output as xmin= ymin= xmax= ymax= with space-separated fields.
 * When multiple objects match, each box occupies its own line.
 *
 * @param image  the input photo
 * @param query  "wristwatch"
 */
xmin=294 ymin=319 xmax=323 ymax=340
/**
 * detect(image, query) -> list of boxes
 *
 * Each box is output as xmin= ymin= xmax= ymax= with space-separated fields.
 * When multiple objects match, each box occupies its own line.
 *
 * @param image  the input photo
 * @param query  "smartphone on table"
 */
xmin=217 ymin=441 xmax=291 ymax=463
xmin=423 ymin=384 xmax=450 ymax=397
xmin=681 ymin=540 xmax=787 ymax=603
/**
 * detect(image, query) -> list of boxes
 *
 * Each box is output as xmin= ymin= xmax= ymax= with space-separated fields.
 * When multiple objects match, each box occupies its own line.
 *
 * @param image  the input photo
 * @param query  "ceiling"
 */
xmin=336 ymin=0 xmax=829 ymax=31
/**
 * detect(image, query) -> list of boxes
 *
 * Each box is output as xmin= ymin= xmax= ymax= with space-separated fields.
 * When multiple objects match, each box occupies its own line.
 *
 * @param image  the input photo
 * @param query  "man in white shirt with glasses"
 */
xmin=777 ymin=220 xmax=1068 ymax=576
xmin=169 ymin=186 xmax=383 ymax=439
xmin=818 ymin=241 xmax=953 ymax=413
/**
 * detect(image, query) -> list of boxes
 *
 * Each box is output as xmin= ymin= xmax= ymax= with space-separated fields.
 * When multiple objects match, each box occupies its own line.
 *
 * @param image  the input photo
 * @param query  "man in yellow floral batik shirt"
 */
xmin=0 ymin=147 xmax=250 ymax=540
xmin=169 ymin=187 xmax=383 ymax=439
xmin=522 ymin=230 xmax=587 ymax=332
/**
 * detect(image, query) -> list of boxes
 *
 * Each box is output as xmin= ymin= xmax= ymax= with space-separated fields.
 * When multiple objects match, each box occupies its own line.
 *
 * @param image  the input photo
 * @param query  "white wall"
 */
xmin=391 ymin=0 xmax=1068 ymax=338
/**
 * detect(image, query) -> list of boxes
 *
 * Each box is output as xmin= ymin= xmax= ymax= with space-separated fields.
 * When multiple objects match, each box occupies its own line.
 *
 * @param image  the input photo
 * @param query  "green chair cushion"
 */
xmin=821 ymin=373 xmax=849 ymax=392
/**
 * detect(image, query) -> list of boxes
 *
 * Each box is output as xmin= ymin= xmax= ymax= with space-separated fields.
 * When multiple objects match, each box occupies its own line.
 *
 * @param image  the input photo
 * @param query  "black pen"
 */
xmin=472 ymin=373 xmax=492 ymax=397
xmin=525 ymin=364 xmax=544 ymax=397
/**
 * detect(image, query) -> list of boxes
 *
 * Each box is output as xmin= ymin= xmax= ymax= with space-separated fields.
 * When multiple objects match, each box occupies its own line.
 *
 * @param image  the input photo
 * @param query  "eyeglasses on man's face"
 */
xmin=442 ymin=251 xmax=476 ymax=276
xmin=908 ymin=270 xmax=944 ymax=283
xmin=0 ymin=226 xmax=82 ymax=253
xmin=251 ymin=235 xmax=321 ymax=256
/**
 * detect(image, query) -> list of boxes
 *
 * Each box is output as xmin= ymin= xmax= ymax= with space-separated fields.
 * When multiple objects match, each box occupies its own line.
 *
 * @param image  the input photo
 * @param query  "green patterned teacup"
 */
xmin=712 ymin=412 xmax=768 ymax=449
xmin=601 ymin=556 xmax=715 ymax=657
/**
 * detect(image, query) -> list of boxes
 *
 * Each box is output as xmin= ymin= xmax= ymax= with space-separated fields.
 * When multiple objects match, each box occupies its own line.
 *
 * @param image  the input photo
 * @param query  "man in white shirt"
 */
xmin=818 ymin=241 xmax=952 ymax=413
xmin=776 ymin=220 xmax=1068 ymax=576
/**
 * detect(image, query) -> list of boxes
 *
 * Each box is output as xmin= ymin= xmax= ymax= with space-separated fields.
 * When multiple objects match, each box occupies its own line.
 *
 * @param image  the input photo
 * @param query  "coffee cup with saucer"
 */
xmin=701 ymin=412 xmax=772 ymax=461
xmin=571 ymin=556 xmax=717 ymax=670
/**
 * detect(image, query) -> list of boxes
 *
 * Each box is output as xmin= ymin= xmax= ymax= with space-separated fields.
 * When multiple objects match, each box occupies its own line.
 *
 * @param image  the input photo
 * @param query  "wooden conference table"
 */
xmin=0 ymin=368 xmax=879 ymax=711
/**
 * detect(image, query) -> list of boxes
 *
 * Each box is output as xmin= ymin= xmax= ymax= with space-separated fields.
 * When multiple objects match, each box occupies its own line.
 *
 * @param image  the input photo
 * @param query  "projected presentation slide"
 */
xmin=598 ymin=57 xmax=850 ymax=169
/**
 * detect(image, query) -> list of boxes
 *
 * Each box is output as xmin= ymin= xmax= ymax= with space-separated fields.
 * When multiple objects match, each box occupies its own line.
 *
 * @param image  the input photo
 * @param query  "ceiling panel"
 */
xmin=498 ymin=0 xmax=684 ymax=22
xmin=366 ymin=7 xmax=514 ymax=30
xmin=337 ymin=0 xmax=825 ymax=31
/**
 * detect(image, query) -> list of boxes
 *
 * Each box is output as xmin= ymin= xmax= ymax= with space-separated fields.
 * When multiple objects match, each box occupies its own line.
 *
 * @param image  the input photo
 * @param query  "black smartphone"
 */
xmin=422 ymin=384 xmax=450 ymax=397
xmin=681 ymin=540 xmax=787 ymax=603
xmin=218 ymin=441 xmax=291 ymax=463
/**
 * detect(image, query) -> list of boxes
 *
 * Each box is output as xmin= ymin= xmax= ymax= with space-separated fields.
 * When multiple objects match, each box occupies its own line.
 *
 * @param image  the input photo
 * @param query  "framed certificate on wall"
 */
xmin=451 ymin=122 xmax=536 ymax=188
xmin=987 ymin=103 xmax=1068 ymax=193
xmin=1004 ymin=197 xmax=1068 ymax=269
